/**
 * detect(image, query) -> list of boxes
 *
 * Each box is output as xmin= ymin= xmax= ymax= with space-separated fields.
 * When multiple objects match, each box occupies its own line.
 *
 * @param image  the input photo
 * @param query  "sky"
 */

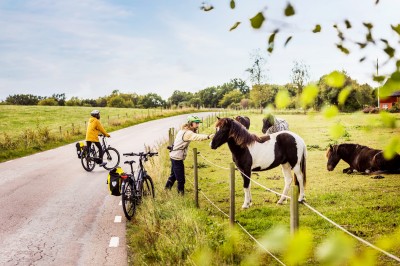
xmin=0 ymin=0 xmax=399 ymax=101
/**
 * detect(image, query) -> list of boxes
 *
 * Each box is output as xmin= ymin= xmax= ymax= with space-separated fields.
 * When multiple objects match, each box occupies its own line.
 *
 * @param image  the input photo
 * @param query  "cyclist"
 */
xmin=165 ymin=115 xmax=214 ymax=195
xmin=86 ymin=110 xmax=110 ymax=167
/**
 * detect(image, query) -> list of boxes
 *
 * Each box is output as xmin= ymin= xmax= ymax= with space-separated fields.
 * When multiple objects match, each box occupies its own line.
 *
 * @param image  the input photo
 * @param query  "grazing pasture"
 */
xmin=129 ymin=111 xmax=400 ymax=265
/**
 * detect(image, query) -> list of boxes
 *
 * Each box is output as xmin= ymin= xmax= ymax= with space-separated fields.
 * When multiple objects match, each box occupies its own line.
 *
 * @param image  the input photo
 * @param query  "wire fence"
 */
xmin=193 ymin=150 xmax=400 ymax=264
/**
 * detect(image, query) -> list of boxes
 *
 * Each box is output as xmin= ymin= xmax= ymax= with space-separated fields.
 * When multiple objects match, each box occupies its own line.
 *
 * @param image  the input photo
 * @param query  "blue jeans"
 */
xmin=165 ymin=159 xmax=185 ymax=194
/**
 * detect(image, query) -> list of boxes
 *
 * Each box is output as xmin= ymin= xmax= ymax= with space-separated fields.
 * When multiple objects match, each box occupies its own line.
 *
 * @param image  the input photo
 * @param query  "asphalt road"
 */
xmin=0 ymin=112 xmax=214 ymax=266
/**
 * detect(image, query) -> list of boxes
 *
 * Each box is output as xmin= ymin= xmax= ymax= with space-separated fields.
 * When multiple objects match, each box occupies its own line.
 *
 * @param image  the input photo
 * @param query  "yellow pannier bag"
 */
xmin=107 ymin=167 xmax=124 ymax=196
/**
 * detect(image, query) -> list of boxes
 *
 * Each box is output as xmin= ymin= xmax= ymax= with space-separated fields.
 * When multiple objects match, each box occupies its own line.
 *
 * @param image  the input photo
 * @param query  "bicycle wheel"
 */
xmin=122 ymin=180 xmax=137 ymax=220
xmin=81 ymin=147 xmax=96 ymax=172
xmin=102 ymin=147 xmax=120 ymax=170
xmin=142 ymin=176 xmax=155 ymax=199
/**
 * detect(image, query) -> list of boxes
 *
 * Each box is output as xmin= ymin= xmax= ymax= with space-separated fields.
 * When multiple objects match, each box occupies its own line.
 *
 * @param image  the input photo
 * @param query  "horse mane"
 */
xmin=228 ymin=118 xmax=270 ymax=148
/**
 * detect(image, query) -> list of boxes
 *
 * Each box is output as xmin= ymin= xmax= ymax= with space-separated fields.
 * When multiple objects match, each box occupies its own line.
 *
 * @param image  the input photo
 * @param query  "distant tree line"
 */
xmin=1 ymin=72 xmax=380 ymax=112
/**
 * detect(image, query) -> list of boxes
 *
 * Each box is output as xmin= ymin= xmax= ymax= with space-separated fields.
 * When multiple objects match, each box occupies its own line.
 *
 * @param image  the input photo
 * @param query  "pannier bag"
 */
xmin=107 ymin=167 xmax=124 ymax=196
xmin=76 ymin=141 xmax=86 ymax=159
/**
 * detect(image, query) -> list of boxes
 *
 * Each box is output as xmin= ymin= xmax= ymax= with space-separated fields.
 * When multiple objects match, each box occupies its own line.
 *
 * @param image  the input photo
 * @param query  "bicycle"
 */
xmin=81 ymin=135 xmax=120 ymax=172
xmin=121 ymin=151 xmax=158 ymax=220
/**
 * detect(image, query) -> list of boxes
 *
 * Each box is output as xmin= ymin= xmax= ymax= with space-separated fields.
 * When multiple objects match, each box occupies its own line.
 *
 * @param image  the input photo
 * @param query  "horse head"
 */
xmin=326 ymin=144 xmax=341 ymax=171
xmin=211 ymin=117 xmax=232 ymax=149
xmin=262 ymin=115 xmax=274 ymax=133
xmin=234 ymin=116 xmax=250 ymax=129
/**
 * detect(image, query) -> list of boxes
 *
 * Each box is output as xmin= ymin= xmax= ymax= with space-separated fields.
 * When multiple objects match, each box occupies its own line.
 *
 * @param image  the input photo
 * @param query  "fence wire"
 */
xmin=197 ymin=153 xmax=400 ymax=263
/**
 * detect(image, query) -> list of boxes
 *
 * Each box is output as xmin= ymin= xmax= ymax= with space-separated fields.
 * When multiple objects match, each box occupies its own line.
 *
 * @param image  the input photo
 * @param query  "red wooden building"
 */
xmin=379 ymin=91 xmax=400 ymax=110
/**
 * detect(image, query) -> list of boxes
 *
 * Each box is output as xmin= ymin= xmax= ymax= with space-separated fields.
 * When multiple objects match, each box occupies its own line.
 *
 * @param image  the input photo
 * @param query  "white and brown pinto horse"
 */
xmin=210 ymin=117 xmax=307 ymax=208
xmin=326 ymin=143 xmax=400 ymax=174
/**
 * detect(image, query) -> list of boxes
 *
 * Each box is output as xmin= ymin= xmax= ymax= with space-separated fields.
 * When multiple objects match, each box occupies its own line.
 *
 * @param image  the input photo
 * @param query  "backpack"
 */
xmin=107 ymin=167 xmax=124 ymax=196
xmin=75 ymin=141 xmax=86 ymax=159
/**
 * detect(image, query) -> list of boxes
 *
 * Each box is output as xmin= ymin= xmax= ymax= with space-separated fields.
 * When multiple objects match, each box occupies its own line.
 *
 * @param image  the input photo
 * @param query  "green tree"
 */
xmin=139 ymin=93 xmax=165 ymax=108
xmin=5 ymin=94 xmax=42 ymax=105
xmin=219 ymin=89 xmax=243 ymax=108
xmin=230 ymin=78 xmax=250 ymax=95
xmin=290 ymin=61 xmax=310 ymax=95
xmin=245 ymin=49 xmax=267 ymax=85
xmin=38 ymin=98 xmax=58 ymax=106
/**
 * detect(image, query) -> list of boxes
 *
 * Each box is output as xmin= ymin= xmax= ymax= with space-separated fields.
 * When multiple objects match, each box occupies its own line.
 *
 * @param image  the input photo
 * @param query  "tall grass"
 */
xmin=127 ymin=112 xmax=400 ymax=265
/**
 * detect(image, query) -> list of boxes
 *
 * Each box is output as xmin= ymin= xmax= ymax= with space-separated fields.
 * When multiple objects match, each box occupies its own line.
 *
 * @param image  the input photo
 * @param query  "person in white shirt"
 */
xmin=165 ymin=115 xmax=214 ymax=195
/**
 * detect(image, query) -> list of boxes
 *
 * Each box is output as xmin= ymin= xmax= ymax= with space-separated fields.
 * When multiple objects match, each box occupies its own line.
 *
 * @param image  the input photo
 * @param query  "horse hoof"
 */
xmin=241 ymin=204 xmax=250 ymax=209
xmin=276 ymin=201 xmax=284 ymax=205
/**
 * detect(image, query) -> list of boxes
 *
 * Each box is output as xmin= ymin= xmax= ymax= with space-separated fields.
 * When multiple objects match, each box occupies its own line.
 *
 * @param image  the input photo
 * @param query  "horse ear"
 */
xmin=329 ymin=144 xmax=333 ymax=150
xmin=217 ymin=116 xmax=220 ymax=120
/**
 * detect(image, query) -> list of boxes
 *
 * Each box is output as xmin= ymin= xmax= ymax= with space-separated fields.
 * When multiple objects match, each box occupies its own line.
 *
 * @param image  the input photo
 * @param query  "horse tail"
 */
xmin=301 ymin=150 xmax=306 ymax=188
xmin=293 ymin=151 xmax=306 ymax=187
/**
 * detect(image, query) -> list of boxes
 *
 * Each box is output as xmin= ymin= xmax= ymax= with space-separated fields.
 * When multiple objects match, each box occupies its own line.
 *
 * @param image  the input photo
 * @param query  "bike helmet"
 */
xmin=187 ymin=115 xmax=202 ymax=123
xmin=91 ymin=110 xmax=100 ymax=116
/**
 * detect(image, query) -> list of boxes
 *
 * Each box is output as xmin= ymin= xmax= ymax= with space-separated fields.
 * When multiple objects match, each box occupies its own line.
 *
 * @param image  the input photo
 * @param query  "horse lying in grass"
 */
xmin=234 ymin=115 xmax=250 ymax=129
xmin=326 ymin=143 xmax=400 ymax=174
xmin=210 ymin=117 xmax=307 ymax=208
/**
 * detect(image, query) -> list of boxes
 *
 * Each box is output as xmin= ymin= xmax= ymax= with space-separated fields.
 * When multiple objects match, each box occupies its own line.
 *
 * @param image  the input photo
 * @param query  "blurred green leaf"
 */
xmin=230 ymin=0 xmax=235 ymax=9
xmin=336 ymin=44 xmax=350 ymax=54
xmin=229 ymin=22 xmax=241 ymax=31
xmin=284 ymin=36 xmax=293 ymax=46
xmin=284 ymin=228 xmax=313 ymax=265
xmin=275 ymin=90 xmax=291 ymax=109
xmin=284 ymin=3 xmax=295 ymax=16
xmin=384 ymin=44 xmax=395 ymax=58
xmin=396 ymin=60 xmax=400 ymax=70
xmin=300 ymin=84 xmax=319 ymax=108
xmin=250 ymin=12 xmax=265 ymax=29
xmin=191 ymin=246 xmax=213 ymax=266
xmin=268 ymin=30 xmax=278 ymax=45
xmin=323 ymin=105 xmax=339 ymax=119
xmin=325 ymin=71 xmax=346 ymax=88
xmin=359 ymin=57 xmax=366 ymax=62
xmin=383 ymin=136 xmax=400 ymax=160
xmin=338 ymin=86 xmax=352 ymax=105
xmin=316 ymin=232 xmax=355 ymax=265
xmin=312 ymin=24 xmax=321 ymax=33
xmin=356 ymin=42 xmax=367 ymax=49
xmin=344 ymin=19 xmax=352 ymax=29
xmin=329 ymin=123 xmax=346 ymax=139
xmin=380 ymin=111 xmax=396 ymax=128
xmin=363 ymin=22 xmax=373 ymax=30
xmin=259 ymin=226 xmax=290 ymax=252
xmin=391 ymin=24 xmax=400 ymax=35
xmin=373 ymin=75 xmax=385 ymax=83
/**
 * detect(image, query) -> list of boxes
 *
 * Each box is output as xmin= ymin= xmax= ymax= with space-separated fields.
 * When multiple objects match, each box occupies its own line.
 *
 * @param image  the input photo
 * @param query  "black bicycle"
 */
xmin=121 ymin=151 xmax=157 ymax=220
xmin=81 ymin=135 xmax=120 ymax=172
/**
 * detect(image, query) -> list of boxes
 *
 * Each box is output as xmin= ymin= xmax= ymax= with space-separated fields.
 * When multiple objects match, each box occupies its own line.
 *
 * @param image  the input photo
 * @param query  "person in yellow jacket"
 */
xmin=165 ymin=115 xmax=214 ymax=195
xmin=86 ymin=110 xmax=110 ymax=167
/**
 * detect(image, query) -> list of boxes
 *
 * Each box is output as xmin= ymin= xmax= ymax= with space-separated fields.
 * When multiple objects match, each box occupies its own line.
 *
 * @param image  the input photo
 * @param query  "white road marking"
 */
xmin=109 ymin=237 xmax=119 ymax=247
xmin=114 ymin=216 xmax=122 ymax=223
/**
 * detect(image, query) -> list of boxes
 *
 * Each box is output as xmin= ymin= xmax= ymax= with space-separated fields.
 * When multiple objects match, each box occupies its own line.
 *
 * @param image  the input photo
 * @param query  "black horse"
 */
xmin=326 ymin=143 xmax=400 ymax=174
xmin=211 ymin=117 xmax=306 ymax=208
xmin=262 ymin=114 xmax=289 ymax=134
xmin=234 ymin=116 xmax=250 ymax=129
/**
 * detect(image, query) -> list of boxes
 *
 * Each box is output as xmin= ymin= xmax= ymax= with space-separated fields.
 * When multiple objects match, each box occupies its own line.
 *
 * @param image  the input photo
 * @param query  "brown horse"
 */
xmin=234 ymin=116 xmax=250 ymax=129
xmin=326 ymin=143 xmax=400 ymax=174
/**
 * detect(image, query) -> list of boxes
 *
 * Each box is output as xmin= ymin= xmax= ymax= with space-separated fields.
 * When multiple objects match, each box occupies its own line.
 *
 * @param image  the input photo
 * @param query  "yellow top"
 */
xmin=85 ymin=117 xmax=110 ymax=142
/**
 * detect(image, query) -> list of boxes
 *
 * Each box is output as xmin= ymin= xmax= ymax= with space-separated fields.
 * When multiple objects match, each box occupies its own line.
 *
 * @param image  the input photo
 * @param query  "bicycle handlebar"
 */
xmin=123 ymin=151 xmax=158 ymax=157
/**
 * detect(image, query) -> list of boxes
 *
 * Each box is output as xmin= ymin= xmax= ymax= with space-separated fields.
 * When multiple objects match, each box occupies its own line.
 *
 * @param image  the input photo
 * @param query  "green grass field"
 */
xmin=129 ymin=112 xmax=400 ymax=265
xmin=0 ymin=105 xmax=204 ymax=162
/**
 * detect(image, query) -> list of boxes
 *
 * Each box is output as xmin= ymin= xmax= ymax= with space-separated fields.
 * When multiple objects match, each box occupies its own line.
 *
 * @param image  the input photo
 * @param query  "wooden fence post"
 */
xmin=193 ymin=148 xmax=199 ymax=208
xmin=230 ymin=163 xmax=235 ymax=226
xmin=290 ymin=185 xmax=299 ymax=235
